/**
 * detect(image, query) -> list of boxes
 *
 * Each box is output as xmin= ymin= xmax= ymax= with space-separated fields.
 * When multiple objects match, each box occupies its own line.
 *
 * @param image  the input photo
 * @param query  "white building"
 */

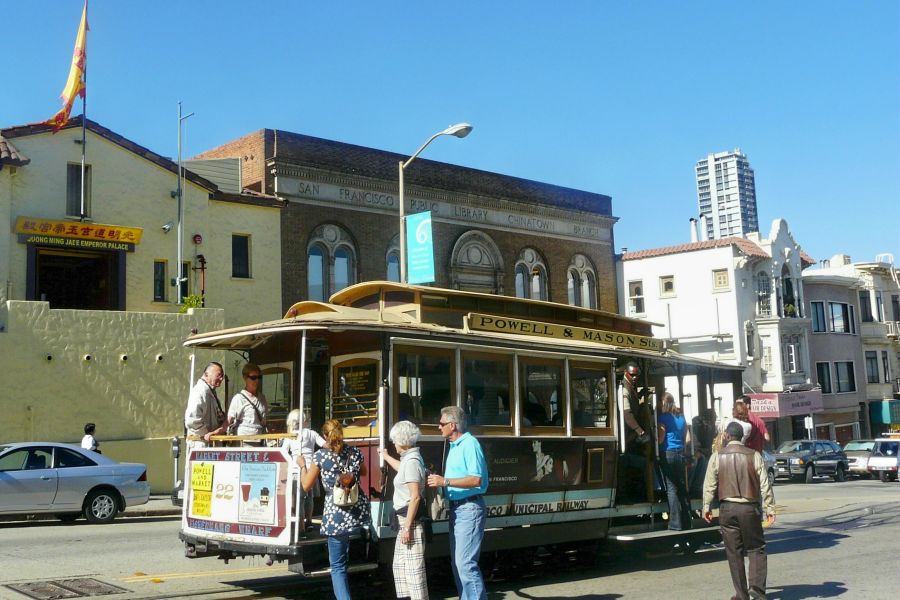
xmin=618 ymin=219 xmax=815 ymax=443
xmin=695 ymin=149 xmax=759 ymax=240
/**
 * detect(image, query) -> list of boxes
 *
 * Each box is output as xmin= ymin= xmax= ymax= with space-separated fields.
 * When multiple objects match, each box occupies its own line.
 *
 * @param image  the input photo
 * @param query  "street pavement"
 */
xmin=0 ymin=480 xmax=897 ymax=599
xmin=0 ymin=494 xmax=181 ymax=524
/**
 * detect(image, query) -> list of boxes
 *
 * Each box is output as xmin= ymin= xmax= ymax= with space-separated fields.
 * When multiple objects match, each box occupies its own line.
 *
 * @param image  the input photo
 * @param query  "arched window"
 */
xmin=386 ymin=235 xmax=401 ymax=282
xmin=567 ymin=270 xmax=581 ymax=306
xmin=387 ymin=252 xmax=400 ymax=282
xmin=531 ymin=264 xmax=547 ymax=301
xmin=756 ymin=272 xmax=771 ymax=316
xmin=514 ymin=248 xmax=548 ymax=300
xmin=334 ymin=246 xmax=352 ymax=293
xmin=568 ymin=254 xmax=597 ymax=309
xmin=515 ymin=264 xmax=529 ymax=298
xmin=449 ymin=231 xmax=504 ymax=294
xmin=307 ymin=244 xmax=326 ymax=302
xmin=582 ymin=270 xmax=597 ymax=309
xmin=307 ymin=224 xmax=357 ymax=301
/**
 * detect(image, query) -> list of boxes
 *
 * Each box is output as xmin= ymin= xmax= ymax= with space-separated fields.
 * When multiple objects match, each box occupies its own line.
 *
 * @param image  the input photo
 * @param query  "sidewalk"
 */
xmin=0 ymin=494 xmax=182 ymax=523
xmin=123 ymin=493 xmax=183 ymax=518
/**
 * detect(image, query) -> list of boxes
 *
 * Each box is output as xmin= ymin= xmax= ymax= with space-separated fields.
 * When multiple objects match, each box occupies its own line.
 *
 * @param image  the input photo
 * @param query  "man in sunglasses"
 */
xmin=227 ymin=363 xmax=269 ymax=446
xmin=427 ymin=406 xmax=489 ymax=600
xmin=185 ymin=361 xmax=230 ymax=448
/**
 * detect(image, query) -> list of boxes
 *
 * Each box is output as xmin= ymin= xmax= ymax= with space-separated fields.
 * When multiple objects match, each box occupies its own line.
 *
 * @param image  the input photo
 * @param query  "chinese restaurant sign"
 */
xmin=183 ymin=448 xmax=290 ymax=544
xmin=15 ymin=216 xmax=143 ymax=252
xmin=466 ymin=313 xmax=664 ymax=352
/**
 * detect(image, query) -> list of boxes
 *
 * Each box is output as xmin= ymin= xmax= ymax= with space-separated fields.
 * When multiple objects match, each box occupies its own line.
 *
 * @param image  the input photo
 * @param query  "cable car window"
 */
xmin=519 ymin=358 xmax=564 ymax=430
xmin=462 ymin=352 xmax=512 ymax=428
xmin=394 ymin=347 xmax=454 ymax=426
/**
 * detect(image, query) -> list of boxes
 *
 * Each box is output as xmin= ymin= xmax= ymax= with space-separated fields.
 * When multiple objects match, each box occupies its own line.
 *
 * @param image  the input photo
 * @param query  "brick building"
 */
xmin=194 ymin=129 xmax=619 ymax=313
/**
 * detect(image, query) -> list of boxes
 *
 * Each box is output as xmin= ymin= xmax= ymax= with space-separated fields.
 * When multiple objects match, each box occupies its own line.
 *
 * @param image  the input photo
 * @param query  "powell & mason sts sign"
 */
xmin=466 ymin=313 xmax=664 ymax=352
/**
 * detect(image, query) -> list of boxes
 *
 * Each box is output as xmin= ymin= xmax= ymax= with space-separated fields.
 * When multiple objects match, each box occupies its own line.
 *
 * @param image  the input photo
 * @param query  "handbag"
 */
xmin=427 ymin=439 xmax=449 ymax=521
xmin=332 ymin=451 xmax=360 ymax=508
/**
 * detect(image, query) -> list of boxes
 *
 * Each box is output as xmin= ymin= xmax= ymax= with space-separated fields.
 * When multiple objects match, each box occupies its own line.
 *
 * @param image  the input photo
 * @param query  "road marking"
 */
xmin=122 ymin=565 xmax=287 ymax=583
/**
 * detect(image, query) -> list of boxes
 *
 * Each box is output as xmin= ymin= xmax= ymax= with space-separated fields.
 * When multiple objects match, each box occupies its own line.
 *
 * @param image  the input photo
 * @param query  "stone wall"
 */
xmin=1 ymin=300 xmax=227 ymax=491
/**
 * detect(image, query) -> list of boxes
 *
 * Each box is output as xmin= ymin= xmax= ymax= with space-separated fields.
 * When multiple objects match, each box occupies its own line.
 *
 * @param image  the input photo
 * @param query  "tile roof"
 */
xmin=0 ymin=135 xmax=30 ymax=166
xmin=0 ymin=116 xmax=217 ymax=191
xmin=264 ymin=129 xmax=613 ymax=215
xmin=621 ymin=237 xmax=770 ymax=261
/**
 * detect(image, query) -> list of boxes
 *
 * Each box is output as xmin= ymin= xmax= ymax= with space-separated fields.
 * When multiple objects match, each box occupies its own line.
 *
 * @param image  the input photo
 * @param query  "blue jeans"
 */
xmin=327 ymin=533 xmax=352 ymax=600
xmin=661 ymin=449 xmax=692 ymax=531
xmin=449 ymin=496 xmax=487 ymax=600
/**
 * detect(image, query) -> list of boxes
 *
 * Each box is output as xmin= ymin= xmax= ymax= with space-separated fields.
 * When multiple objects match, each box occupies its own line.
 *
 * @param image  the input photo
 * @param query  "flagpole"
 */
xmin=79 ymin=0 xmax=88 ymax=221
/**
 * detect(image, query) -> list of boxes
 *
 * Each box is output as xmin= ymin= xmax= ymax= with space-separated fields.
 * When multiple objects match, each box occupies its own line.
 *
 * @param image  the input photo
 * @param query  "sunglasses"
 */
xmin=246 ymin=375 xmax=262 ymax=381
xmin=438 ymin=421 xmax=453 ymax=427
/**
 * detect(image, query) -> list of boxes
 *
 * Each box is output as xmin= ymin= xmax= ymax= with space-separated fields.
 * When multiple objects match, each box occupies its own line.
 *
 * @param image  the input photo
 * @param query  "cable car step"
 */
xmin=287 ymin=561 xmax=379 ymax=576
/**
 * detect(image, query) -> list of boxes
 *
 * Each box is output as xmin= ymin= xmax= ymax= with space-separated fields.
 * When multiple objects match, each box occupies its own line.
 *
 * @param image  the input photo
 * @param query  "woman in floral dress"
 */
xmin=299 ymin=419 xmax=370 ymax=600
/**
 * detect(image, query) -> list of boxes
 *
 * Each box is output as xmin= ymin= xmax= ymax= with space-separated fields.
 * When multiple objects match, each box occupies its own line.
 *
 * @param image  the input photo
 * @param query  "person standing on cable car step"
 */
xmin=185 ymin=361 xmax=230 ymax=448
xmin=228 ymin=363 xmax=269 ymax=446
xmin=427 ymin=406 xmax=489 ymax=600
xmin=299 ymin=419 xmax=370 ymax=600
xmin=658 ymin=393 xmax=692 ymax=530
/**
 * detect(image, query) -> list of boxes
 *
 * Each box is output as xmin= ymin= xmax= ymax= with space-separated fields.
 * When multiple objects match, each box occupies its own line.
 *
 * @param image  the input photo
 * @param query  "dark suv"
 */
xmin=774 ymin=440 xmax=848 ymax=483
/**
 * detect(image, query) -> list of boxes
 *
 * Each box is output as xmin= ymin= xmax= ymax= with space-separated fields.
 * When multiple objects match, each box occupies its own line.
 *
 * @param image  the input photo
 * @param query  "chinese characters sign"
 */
xmin=15 ymin=216 xmax=143 ymax=252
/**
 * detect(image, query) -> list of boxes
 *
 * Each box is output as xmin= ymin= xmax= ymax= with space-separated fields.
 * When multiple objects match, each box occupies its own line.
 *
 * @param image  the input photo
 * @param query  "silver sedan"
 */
xmin=0 ymin=442 xmax=150 ymax=523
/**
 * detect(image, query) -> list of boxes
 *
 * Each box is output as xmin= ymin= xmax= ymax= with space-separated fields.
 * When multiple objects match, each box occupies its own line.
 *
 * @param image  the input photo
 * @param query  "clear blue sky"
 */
xmin=4 ymin=1 xmax=898 ymax=265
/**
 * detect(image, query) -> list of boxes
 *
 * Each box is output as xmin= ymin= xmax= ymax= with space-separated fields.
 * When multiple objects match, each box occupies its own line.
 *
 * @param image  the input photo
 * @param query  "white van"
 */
xmin=867 ymin=437 xmax=900 ymax=482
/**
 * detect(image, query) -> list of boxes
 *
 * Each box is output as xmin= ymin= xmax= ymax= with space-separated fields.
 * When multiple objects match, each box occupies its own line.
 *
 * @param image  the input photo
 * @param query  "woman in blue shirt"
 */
xmin=658 ymin=393 xmax=692 ymax=531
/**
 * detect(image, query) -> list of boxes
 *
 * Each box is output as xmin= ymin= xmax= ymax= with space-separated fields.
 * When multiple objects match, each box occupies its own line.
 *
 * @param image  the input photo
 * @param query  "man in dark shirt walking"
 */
xmin=703 ymin=422 xmax=776 ymax=600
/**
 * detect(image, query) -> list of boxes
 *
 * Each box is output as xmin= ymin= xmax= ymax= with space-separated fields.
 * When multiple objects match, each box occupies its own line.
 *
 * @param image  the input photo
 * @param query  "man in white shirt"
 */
xmin=184 ymin=362 xmax=229 ymax=447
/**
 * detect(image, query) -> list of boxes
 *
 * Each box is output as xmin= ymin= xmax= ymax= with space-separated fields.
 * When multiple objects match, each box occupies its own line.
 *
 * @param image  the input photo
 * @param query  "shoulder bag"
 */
xmin=332 ymin=450 xmax=360 ymax=508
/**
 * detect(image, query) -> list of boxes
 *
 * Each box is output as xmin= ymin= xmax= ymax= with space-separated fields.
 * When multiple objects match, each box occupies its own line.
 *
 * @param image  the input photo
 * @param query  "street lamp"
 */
xmin=398 ymin=123 xmax=473 ymax=283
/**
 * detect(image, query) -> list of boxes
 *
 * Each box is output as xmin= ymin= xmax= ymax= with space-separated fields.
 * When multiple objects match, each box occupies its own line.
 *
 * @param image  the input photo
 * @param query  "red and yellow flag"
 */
xmin=45 ymin=1 xmax=89 ymax=132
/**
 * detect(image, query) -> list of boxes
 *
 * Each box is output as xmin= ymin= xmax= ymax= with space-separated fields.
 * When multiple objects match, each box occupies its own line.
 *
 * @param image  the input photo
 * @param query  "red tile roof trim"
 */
xmin=621 ymin=237 xmax=770 ymax=261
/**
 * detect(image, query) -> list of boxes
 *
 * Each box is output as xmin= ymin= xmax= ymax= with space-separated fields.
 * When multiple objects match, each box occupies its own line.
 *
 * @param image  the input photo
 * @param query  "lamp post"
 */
xmin=175 ymin=101 xmax=194 ymax=304
xmin=398 ymin=123 xmax=472 ymax=283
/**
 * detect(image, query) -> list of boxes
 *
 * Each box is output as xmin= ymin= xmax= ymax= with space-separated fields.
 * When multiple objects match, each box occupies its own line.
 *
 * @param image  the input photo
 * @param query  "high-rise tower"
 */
xmin=695 ymin=149 xmax=759 ymax=240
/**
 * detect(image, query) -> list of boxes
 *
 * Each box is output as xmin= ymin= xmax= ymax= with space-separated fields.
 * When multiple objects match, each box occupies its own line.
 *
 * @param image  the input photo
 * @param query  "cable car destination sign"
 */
xmin=466 ymin=313 xmax=665 ymax=352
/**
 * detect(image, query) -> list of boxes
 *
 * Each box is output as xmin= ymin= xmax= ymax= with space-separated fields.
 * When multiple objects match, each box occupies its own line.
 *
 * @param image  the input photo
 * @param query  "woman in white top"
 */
xmin=378 ymin=420 xmax=428 ymax=600
xmin=282 ymin=408 xmax=326 ymax=527
xmin=715 ymin=400 xmax=752 ymax=452
xmin=227 ymin=363 xmax=269 ymax=445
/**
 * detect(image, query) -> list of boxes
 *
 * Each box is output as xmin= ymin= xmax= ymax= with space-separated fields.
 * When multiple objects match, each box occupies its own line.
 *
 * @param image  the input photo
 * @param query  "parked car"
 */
xmin=867 ymin=438 xmax=900 ymax=482
xmin=762 ymin=449 xmax=777 ymax=486
xmin=773 ymin=439 xmax=848 ymax=483
xmin=842 ymin=439 xmax=876 ymax=477
xmin=0 ymin=442 xmax=150 ymax=523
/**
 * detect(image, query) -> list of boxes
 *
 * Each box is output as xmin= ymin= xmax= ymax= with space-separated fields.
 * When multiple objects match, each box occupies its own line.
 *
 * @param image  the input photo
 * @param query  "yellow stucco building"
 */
xmin=0 ymin=117 xmax=283 ymax=491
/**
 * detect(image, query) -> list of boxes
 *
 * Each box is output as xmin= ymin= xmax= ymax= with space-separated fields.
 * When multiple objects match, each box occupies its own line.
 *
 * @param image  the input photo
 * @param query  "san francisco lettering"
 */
xmin=339 ymin=187 xmax=395 ymax=207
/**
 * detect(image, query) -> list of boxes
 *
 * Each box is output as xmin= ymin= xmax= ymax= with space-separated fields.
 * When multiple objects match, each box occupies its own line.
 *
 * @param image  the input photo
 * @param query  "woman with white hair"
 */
xmin=282 ymin=408 xmax=325 ymax=528
xmin=378 ymin=420 xmax=428 ymax=600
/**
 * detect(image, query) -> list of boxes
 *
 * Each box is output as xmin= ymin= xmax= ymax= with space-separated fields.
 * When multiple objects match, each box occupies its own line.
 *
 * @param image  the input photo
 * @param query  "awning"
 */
xmin=749 ymin=390 xmax=824 ymax=418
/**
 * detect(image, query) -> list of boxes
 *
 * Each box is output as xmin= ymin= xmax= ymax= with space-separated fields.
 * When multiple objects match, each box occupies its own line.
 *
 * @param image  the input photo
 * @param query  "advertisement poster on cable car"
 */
xmin=183 ymin=448 xmax=291 ymax=544
xmin=480 ymin=438 xmax=584 ymax=490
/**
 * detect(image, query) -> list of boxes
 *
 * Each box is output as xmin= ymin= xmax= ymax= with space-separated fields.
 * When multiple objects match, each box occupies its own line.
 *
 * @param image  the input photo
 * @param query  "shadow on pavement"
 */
xmin=766 ymin=529 xmax=848 ymax=554
xmin=768 ymin=581 xmax=848 ymax=599
xmin=511 ymin=592 xmax=622 ymax=600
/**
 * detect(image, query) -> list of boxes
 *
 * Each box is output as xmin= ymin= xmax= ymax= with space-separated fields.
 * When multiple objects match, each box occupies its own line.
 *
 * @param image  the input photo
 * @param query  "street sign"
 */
xmin=804 ymin=416 xmax=813 ymax=429
xmin=406 ymin=211 xmax=435 ymax=284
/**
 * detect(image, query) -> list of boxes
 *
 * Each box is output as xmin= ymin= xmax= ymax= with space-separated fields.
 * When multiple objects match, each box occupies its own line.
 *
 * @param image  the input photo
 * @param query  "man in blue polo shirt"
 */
xmin=427 ymin=405 xmax=489 ymax=600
